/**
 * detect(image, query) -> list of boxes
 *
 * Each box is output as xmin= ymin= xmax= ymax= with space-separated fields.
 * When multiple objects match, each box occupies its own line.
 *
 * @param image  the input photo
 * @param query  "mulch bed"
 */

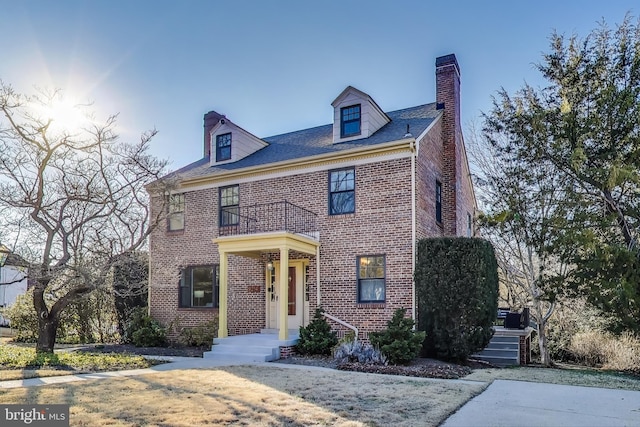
xmin=274 ymin=354 xmax=489 ymax=379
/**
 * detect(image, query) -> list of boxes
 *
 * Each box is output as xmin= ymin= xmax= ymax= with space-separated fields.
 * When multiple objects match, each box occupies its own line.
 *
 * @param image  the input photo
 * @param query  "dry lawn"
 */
xmin=465 ymin=366 xmax=640 ymax=391
xmin=0 ymin=365 xmax=486 ymax=426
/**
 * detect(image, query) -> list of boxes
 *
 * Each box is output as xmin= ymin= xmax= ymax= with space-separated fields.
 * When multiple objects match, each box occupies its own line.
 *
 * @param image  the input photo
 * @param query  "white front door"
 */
xmin=267 ymin=261 xmax=304 ymax=330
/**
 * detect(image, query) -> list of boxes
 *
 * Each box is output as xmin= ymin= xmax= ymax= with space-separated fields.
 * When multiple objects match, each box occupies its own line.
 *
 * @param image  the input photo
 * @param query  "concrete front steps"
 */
xmin=203 ymin=330 xmax=299 ymax=362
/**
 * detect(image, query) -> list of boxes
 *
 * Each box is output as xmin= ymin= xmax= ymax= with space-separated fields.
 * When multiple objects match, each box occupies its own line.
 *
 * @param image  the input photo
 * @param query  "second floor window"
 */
xmin=436 ymin=181 xmax=442 ymax=224
xmin=219 ymin=185 xmax=239 ymax=226
xmin=168 ymin=194 xmax=185 ymax=231
xmin=341 ymin=104 xmax=361 ymax=137
xmin=329 ymin=168 xmax=355 ymax=215
xmin=216 ymin=133 xmax=232 ymax=161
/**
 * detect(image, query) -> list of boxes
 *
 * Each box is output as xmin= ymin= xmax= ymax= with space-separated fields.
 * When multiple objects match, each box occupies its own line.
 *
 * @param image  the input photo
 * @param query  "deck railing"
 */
xmin=218 ymin=201 xmax=318 ymax=239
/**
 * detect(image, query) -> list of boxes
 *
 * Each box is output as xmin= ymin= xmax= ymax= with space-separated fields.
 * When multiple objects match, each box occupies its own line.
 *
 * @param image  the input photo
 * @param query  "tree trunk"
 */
xmin=36 ymin=316 xmax=59 ymax=353
xmin=537 ymin=318 xmax=551 ymax=366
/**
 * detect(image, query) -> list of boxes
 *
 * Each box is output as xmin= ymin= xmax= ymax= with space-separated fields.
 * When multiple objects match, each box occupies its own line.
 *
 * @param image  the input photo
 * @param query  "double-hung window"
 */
xmin=179 ymin=265 xmax=219 ymax=308
xmin=167 ymin=194 xmax=185 ymax=231
xmin=341 ymin=104 xmax=361 ymax=137
xmin=219 ymin=185 xmax=239 ymax=226
xmin=436 ymin=181 xmax=442 ymax=224
xmin=357 ymin=255 xmax=386 ymax=303
xmin=216 ymin=133 xmax=232 ymax=162
xmin=329 ymin=168 xmax=355 ymax=215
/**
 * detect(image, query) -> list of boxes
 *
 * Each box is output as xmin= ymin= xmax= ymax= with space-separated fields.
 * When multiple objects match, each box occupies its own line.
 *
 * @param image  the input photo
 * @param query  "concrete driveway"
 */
xmin=441 ymin=379 xmax=640 ymax=427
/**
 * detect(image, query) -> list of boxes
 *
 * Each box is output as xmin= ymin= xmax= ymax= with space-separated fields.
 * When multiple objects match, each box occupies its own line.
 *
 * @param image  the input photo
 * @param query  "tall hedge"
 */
xmin=416 ymin=237 xmax=498 ymax=361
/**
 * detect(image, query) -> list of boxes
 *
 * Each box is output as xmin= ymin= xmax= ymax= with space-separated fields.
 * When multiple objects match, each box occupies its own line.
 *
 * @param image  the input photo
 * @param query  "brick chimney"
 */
xmin=436 ymin=54 xmax=461 ymax=236
xmin=203 ymin=110 xmax=224 ymax=158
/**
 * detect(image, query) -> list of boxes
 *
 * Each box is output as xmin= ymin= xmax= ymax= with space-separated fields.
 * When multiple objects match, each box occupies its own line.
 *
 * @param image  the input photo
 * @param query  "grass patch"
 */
xmin=0 ymin=366 xmax=487 ymax=426
xmin=465 ymin=365 xmax=640 ymax=391
xmin=0 ymin=343 xmax=160 ymax=380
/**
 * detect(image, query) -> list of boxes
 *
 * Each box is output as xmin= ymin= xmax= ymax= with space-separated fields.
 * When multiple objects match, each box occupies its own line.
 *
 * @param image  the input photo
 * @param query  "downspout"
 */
xmin=410 ymin=139 xmax=417 ymax=323
xmin=316 ymin=245 xmax=321 ymax=307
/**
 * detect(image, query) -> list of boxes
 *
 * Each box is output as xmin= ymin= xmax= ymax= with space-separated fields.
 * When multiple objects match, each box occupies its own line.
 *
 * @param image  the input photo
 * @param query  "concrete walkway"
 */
xmin=441 ymin=379 xmax=640 ymax=427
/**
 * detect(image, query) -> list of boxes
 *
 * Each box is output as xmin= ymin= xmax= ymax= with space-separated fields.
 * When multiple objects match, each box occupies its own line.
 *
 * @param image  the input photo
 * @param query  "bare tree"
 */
xmin=0 ymin=81 xmax=172 ymax=352
xmin=468 ymin=122 xmax=570 ymax=366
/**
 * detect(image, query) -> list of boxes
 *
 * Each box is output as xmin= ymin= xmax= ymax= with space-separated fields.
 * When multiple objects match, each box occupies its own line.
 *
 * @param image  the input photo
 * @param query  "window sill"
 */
xmin=356 ymin=303 xmax=386 ymax=309
xmin=177 ymin=307 xmax=218 ymax=311
xmin=166 ymin=229 xmax=185 ymax=235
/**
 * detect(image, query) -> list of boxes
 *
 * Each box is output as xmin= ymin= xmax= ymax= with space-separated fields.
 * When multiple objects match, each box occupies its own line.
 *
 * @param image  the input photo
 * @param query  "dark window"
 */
xmin=341 ymin=104 xmax=361 ymax=137
xmin=467 ymin=212 xmax=473 ymax=237
xmin=329 ymin=168 xmax=355 ymax=215
xmin=216 ymin=133 xmax=232 ymax=161
xmin=179 ymin=265 xmax=219 ymax=308
xmin=167 ymin=194 xmax=185 ymax=231
xmin=436 ymin=181 xmax=442 ymax=223
xmin=357 ymin=255 xmax=385 ymax=303
xmin=219 ymin=185 xmax=239 ymax=226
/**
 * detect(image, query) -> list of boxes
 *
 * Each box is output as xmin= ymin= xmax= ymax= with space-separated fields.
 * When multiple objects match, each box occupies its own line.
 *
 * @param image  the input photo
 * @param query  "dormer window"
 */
xmin=341 ymin=105 xmax=361 ymax=137
xmin=216 ymin=133 xmax=232 ymax=162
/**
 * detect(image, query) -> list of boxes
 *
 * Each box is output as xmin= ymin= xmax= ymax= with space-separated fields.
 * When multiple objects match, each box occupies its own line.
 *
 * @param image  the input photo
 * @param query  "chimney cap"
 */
xmin=435 ymin=54 xmax=460 ymax=75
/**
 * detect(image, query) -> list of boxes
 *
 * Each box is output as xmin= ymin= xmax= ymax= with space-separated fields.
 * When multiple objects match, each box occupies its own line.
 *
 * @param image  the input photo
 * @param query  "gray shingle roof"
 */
xmin=173 ymin=103 xmax=440 ymax=181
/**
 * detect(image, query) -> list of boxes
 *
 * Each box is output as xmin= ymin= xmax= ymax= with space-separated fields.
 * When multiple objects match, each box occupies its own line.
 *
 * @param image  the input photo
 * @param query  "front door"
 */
xmin=267 ymin=261 xmax=303 ymax=330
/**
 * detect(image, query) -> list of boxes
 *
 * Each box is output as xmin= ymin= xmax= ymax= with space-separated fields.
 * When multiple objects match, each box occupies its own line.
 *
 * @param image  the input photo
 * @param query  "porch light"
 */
xmin=266 ymin=256 xmax=274 ymax=271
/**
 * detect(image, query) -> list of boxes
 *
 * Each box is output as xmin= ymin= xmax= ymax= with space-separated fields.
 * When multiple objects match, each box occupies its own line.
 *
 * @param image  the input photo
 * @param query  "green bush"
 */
xmin=297 ymin=307 xmax=338 ymax=355
xmin=125 ymin=307 xmax=167 ymax=347
xmin=416 ymin=237 xmax=498 ymax=361
xmin=178 ymin=319 xmax=218 ymax=347
xmin=369 ymin=308 xmax=425 ymax=365
xmin=4 ymin=289 xmax=79 ymax=343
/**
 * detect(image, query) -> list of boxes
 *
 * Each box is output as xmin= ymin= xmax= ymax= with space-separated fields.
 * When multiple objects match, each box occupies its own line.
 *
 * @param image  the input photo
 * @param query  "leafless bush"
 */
xmin=570 ymin=331 xmax=640 ymax=370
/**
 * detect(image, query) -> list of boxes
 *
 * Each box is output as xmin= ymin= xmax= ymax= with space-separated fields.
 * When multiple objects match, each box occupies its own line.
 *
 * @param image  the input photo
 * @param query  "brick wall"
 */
xmin=149 ymin=158 xmax=415 ymax=340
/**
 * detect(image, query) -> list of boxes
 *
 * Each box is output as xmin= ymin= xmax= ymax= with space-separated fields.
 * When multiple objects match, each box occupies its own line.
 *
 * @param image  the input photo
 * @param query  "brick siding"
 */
xmin=148 ymin=54 xmax=476 ymax=341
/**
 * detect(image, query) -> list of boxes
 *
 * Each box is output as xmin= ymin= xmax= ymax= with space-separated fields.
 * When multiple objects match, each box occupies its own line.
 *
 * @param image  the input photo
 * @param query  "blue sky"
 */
xmin=1 ymin=1 xmax=636 ymax=171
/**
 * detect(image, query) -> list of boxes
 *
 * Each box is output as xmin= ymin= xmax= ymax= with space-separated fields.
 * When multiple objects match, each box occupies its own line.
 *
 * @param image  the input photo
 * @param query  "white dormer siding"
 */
xmin=209 ymin=118 xmax=269 ymax=166
xmin=331 ymin=86 xmax=391 ymax=144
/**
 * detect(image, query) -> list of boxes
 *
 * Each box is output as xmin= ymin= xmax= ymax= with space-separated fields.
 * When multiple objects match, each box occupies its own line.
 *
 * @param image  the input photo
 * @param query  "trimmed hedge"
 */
xmin=416 ymin=237 xmax=498 ymax=361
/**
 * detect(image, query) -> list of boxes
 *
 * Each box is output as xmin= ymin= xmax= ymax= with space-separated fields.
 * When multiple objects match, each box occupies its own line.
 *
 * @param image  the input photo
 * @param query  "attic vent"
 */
xmin=436 ymin=102 xmax=445 ymax=110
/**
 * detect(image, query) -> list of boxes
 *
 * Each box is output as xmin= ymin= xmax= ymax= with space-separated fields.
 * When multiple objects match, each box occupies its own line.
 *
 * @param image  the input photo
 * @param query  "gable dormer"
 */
xmin=331 ymin=86 xmax=391 ymax=144
xmin=207 ymin=115 xmax=268 ymax=166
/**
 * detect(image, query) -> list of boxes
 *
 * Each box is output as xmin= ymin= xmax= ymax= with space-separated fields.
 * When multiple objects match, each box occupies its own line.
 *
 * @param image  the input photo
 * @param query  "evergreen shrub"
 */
xmin=369 ymin=308 xmax=425 ymax=365
xmin=297 ymin=307 xmax=338 ymax=355
xmin=416 ymin=237 xmax=498 ymax=361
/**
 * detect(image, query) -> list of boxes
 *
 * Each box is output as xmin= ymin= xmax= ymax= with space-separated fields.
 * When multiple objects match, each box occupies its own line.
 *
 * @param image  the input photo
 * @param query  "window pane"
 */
xmin=359 ymin=256 xmax=384 ymax=278
xmin=330 ymin=170 xmax=354 ymax=191
xmin=331 ymin=192 xmax=354 ymax=214
xmin=168 ymin=213 xmax=184 ymax=230
xmin=221 ymin=186 xmax=239 ymax=207
xmin=216 ymin=133 xmax=232 ymax=161
xmin=360 ymin=279 xmax=385 ymax=302
xmin=343 ymin=120 xmax=360 ymax=136
xmin=192 ymin=267 xmax=213 ymax=307
xmin=221 ymin=206 xmax=239 ymax=226
xmin=169 ymin=194 xmax=184 ymax=213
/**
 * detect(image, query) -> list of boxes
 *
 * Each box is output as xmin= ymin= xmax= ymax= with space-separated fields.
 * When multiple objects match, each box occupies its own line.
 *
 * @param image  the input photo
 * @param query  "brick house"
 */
xmin=148 ymin=54 xmax=476 ymax=343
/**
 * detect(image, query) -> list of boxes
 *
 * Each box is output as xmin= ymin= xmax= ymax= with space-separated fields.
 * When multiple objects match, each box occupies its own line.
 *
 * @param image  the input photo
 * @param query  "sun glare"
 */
xmin=48 ymin=97 xmax=87 ymax=133
xmin=33 ymin=94 xmax=90 ymax=135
